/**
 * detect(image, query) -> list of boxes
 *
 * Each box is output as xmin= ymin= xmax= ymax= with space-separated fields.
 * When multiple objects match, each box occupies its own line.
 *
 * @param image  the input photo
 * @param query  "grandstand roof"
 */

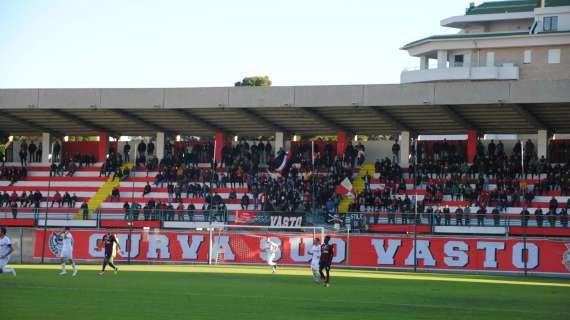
xmin=1 ymin=79 xmax=569 ymax=137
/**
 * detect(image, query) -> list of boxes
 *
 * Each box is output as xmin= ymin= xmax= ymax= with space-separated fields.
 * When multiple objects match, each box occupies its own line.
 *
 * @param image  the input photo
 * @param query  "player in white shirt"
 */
xmin=0 ymin=227 xmax=16 ymax=277
xmin=264 ymin=237 xmax=279 ymax=273
xmin=310 ymin=238 xmax=321 ymax=284
xmin=58 ymin=226 xmax=77 ymax=276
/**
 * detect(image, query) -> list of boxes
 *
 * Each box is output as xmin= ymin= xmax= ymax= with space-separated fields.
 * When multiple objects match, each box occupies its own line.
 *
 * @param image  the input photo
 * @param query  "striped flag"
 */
xmin=336 ymin=177 xmax=355 ymax=198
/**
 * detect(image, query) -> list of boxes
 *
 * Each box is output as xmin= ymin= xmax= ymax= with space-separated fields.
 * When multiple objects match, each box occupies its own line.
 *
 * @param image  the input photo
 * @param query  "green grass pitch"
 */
xmin=1 ymin=264 xmax=570 ymax=320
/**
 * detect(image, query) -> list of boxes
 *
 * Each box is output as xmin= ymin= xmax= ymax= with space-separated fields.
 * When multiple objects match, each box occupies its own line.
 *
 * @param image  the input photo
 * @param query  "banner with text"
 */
xmin=34 ymin=230 xmax=570 ymax=275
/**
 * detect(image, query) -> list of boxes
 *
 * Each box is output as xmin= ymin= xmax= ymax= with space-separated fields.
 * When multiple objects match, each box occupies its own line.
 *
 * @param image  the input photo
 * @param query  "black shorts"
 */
xmin=319 ymin=261 xmax=331 ymax=269
xmin=104 ymin=252 xmax=113 ymax=261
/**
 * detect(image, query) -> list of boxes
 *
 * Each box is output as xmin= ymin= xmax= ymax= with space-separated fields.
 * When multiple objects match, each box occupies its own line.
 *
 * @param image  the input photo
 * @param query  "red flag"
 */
xmin=336 ymin=177 xmax=355 ymax=198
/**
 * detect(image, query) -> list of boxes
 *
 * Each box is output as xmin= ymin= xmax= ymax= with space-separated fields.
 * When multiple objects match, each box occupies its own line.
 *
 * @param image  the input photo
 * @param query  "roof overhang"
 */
xmin=441 ymin=11 xmax=534 ymax=29
xmin=403 ymin=32 xmax=570 ymax=57
xmin=1 ymin=80 xmax=569 ymax=136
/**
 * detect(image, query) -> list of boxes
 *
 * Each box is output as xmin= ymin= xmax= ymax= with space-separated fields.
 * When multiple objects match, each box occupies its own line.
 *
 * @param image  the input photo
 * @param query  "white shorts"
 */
xmin=311 ymin=260 xmax=319 ymax=271
xmin=267 ymin=253 xmax=276 ymax=265
xmin=59 ymin=248 xmax=73 ymax=260
xmin=0 ymin=257 xmax=10 ymax=269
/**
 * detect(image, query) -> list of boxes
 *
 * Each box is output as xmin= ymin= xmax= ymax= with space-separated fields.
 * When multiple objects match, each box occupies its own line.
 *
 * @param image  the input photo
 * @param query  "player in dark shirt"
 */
xmin=97 ymin=230 xmax=121 ymax=275
xmin=319 ymin=235 xmax=334 ymax=287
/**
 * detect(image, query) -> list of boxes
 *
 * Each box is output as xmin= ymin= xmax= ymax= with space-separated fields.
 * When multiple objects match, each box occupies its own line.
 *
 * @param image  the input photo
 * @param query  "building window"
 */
xmin=453 ymin=55 xmax=464 ymax=67
xmin=523 ymin=50 xmax=532 ymax=64
xmin=486 ymin=52 xmax=495 ymax=66
xmin=548 ymin=49 xmax=561 ymax=64
xmin=543 ymin=16 xmax=558 ymax=32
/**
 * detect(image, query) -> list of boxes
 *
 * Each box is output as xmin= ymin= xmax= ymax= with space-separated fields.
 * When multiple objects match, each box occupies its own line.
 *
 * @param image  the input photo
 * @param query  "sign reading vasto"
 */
xmin=270 ymin=215 xmax=303 ymax=227
xmin=33 ymin=230 xmax=570 ymax=275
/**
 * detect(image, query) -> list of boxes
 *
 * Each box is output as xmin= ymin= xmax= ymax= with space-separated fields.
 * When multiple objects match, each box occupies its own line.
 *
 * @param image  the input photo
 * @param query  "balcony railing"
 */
xmin=401 ymin=64 xmax=519 ymax=83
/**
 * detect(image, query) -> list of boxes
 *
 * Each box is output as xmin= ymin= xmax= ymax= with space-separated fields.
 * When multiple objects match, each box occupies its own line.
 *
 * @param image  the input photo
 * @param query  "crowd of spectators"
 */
xmin=0 ymin=166 xmax=28 ymax=185
xmin=5 ymin=136 xmax=570 ymax=229
xmin=346 ymin=139 xmax=570 ymax=228
xmin=122 ymin=139 xmax=366 ymax=219
xmin=0 ymin=189 xmax=85 ymax=219
xmin=49 ymin=153 xmax=96 ymax=177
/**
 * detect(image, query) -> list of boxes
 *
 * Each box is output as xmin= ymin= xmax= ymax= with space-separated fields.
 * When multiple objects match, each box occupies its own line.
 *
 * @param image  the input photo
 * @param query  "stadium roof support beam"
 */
xmin=439 ymin=105 xmax=480 ymax=133
xmin=0 ymin=112 xmax=64 ymax=137
xmin=511 ymin=104 xmax=548 ymax=130
xmin=48 ymin=109 xmax=120 ymax=138
xmin=112 ymin=109 xmax=173 ymax=135
xmin=368 ymin=107 xmax=415 ymax=135
xmin=173 ymin=109 xmax=234 ymax=137
xmin=299 ymin=107 xmax=355 ymax=135
xmin=237 ymin=108 xmax=290 ymax=136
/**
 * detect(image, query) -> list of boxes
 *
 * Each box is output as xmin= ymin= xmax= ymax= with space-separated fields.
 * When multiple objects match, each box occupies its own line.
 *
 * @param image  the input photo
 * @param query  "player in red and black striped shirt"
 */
xmin=319 ymin=235 xmax=334 ymax=287
xmin=97 ymin=230 xmax=120 ymax=275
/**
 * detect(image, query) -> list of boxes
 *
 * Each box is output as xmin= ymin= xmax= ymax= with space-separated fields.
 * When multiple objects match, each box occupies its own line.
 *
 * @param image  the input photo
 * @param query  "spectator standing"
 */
xmin=137 ymin=140 xmax=147 ymax=159
xmin=392 ymin=141 xmax=400 ymax=163
xmin=28 ymin=141 xmax=37 ymax=163
xmin=147 ymin=140 xmax=155 ymax=157
xmin=53 ymin=140 xmax=61 ymax=163
xmin=123 ymin=142 xmax=131 ymax=162
xmin=81 ymin=202 xmax=89 ymax=220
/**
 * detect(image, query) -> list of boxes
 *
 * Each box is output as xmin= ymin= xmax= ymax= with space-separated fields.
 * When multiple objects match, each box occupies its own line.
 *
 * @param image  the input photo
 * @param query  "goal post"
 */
xmin=206 ymin=224 xmax=325 ymax=266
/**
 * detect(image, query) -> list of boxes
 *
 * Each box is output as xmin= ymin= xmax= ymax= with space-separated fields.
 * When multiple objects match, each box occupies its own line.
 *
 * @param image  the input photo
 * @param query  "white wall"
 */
xmin=359 ymin=140 xmax=395 ymax=161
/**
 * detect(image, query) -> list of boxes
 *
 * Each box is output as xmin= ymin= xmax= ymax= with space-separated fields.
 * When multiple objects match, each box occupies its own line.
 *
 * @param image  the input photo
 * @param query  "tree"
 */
xmin=234 ymin=76 xmax=272 ymax=87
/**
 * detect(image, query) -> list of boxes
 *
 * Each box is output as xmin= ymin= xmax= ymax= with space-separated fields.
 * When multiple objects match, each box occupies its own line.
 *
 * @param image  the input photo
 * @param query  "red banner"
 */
xmin=232 ymin=211 xmax=259 ymax=225
xmin=34 ymin=229 xmax=570 ymax=275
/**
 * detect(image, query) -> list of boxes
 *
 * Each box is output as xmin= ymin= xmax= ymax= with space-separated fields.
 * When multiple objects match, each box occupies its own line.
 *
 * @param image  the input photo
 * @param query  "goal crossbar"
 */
xmin=207 ymin=224 xmax=325 ymax=265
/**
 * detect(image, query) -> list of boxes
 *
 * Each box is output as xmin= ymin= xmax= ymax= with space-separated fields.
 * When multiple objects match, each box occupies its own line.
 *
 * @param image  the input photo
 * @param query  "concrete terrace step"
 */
xmin=2 ymin=163 xmax=102 ymax=170
xmin=1 ymin=191 xmax=96 ymax=198
xmin=0 ymin=185 xmax=101 ymax=192
xmin=12 ymin=181 xmax=104 ymax=187
xmin=0 ymin=203 xmax=81 ymax=211
xmin=118 ymin=185 xmax=249 ymax=193
xmin=103 ymin=197 xmax=250 ymax=205
xmin=22 ymin=176 xmax=109 ymax=182
xmin=116 ymin=192 xmax=252 ymax=199
xmin=370 ymin=178 xmax=544 ymax=185
xmin=100 ymin=201 xmax=245 ymax=211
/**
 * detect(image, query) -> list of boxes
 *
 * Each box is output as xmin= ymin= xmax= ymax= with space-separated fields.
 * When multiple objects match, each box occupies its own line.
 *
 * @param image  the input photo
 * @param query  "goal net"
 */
xmin=207 ymin=225 xmax=325 ymax=267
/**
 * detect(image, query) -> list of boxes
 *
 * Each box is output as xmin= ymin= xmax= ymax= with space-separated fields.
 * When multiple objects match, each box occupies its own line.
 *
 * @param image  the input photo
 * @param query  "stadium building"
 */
xmin=1 ymin=0 xmax=570 ymax=276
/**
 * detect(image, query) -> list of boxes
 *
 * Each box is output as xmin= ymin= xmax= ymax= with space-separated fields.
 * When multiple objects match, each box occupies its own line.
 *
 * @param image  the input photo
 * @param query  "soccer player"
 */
xmin=58 ymin=226 xmax=77 ymax=276
xmin=98 ymin=229 xmax=121 ymax=275
xmin=319 ymin=235 xmax=334 ymax=287
xmin=310 ymin=238 xmax=321 ymax=284
xmin=264 ymin=237 xmax=279 ymax=273
xmin=0 ymin=226 xmax=16 ymax=276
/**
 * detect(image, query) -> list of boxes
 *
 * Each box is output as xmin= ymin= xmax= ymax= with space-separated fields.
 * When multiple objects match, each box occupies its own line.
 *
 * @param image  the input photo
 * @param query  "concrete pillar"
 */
xmin=337 ymin=131 xmax=347 ymax=157
xmin=156 ymin=132 xmax=165 ymax=160
xmin=400 ymin=131 xmax=410 ymax=168
xmin=98 ymin=132 xmax=109 ymax=162
xmin=214 ymin=132 xmax=224 ymax=163
xmin=274 ymin=131 xmax=284 ymax=155
xmin=420 ymin=56 xmax=429 ymax=70
xmin=467 ymin=130 xmax=477 ymax=164
xmin=437 ymin=50 xmax=448 ymax=69
xmin=537 ymin=130 xmax=548 ymax=160
xmin=41 ymin=132 xmax=50 ymax=164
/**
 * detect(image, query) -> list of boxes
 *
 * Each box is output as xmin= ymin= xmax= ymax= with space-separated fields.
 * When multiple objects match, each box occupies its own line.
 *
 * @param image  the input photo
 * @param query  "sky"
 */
xmin=0 ymin=0 xmax=485 ymax=88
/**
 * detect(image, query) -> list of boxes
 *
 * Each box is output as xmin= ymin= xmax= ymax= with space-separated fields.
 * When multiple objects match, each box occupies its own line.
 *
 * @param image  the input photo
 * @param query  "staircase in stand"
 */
xmin=338 ymin=164 xmax=375 ymax=213
xmin=76 ymin=163 xmax=134 ymax=219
